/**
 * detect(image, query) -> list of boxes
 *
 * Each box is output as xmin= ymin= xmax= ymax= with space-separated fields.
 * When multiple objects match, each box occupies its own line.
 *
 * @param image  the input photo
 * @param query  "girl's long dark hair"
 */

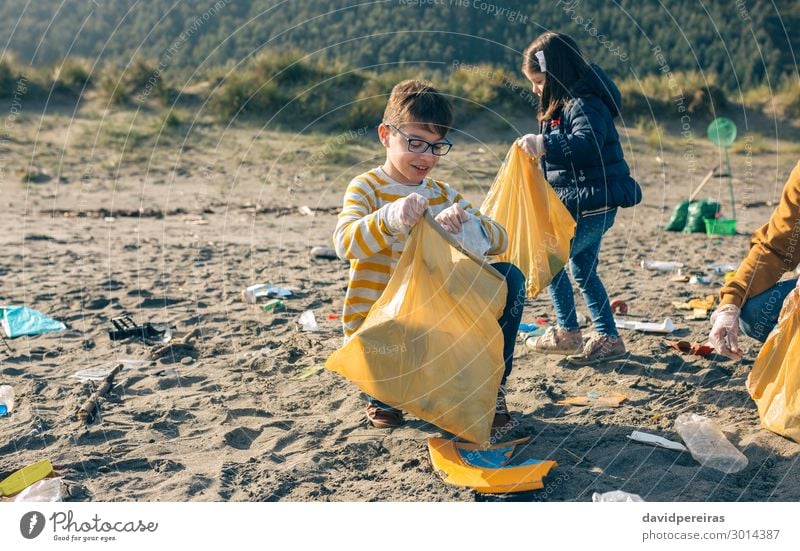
xmin=523 ymin=32 xmax=591 ymax=122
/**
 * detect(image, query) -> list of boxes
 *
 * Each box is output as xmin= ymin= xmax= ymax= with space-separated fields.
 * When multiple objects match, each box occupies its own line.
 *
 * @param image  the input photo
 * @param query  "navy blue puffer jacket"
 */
xmin=539 ymin=64 xmax=641 ymax=218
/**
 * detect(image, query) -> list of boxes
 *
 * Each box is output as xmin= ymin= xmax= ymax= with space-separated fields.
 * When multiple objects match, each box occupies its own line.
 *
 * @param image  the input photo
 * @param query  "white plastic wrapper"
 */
xmin=14 ymin=478 xmax=63 ymax=502
xmin=592 ymin=490 xmax=645 ymax=502
xmin=451 ymin=216 xmax=491 ymax=258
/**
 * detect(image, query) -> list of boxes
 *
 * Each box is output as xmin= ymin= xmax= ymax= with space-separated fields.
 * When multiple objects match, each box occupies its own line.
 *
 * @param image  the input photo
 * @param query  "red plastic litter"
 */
xmin=610 ymin=299 xmax=629 ymax=315
xmin=327 ymin=314 xmax=339 ymax=320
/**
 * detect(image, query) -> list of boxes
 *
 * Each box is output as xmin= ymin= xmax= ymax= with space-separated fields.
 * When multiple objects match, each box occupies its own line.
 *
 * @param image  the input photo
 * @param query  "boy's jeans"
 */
xmin=367 ymin=261 xmax=526 ymax=411
xmin=548 ymin=208 xmax=618 ymax=337
xmin=739 ymin=278 xmax=797 ymax=342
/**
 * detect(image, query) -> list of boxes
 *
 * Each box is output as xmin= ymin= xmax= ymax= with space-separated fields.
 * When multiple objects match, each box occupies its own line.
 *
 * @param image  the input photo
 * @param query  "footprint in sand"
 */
xmin=223 ymin=427 xmax=263 ymax=450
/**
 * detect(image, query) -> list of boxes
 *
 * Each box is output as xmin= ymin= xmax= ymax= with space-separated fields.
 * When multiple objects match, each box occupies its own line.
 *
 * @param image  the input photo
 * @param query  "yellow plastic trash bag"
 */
xmin=747 ymin=288 xmax=800 ymax=443
xmin=326 ymin=212 xmax=507 ymax=445
xmin=481 ymin=142 xmax=576 ymax=297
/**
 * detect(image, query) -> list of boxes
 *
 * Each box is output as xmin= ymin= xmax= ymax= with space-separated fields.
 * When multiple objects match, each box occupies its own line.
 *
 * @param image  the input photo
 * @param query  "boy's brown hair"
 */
xmin=382 ymin=79 xmax=453 ymax=137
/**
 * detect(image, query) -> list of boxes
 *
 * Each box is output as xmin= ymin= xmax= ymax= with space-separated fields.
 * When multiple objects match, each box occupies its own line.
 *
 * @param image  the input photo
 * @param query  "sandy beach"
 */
xmin=2 ymin=107 xmax=800 ymax=502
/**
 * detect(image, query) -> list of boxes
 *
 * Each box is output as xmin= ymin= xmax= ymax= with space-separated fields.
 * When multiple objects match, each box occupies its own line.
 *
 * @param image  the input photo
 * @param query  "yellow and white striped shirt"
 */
xmin=333 ymin=167 xmax=508 ymax=337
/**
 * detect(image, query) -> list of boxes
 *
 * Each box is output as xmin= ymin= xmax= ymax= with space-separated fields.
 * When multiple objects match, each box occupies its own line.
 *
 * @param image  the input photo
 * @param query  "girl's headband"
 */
xmin=535 ymin=51 xmax=547 ymax=72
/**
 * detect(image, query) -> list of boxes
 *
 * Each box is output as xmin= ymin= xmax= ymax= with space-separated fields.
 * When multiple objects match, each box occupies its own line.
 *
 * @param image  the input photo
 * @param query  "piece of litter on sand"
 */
xmin=428 ymin=436 xmax=558 ymax=494
xmin=641 ymin=260 xmax=684 ymax=272
xmin=592 ymin=490 xmax=645 ymax=502
xmin=108 ymin=316 xmax=171 ymax=345
xmin=0 ymin=459 xmax=54 ymax=497
xmin=557 ymin=392 xmax=627 ymax=408
xmin=1 ymin=306 xmax=66 ymax=338
xmin=708 ymin=263 xmax=737 ymax=274
xmin=71 ymin=366 xmax=118 ymax=382
xmin=242 ymin=284 xmax=293 ymax=304
xmin=675 ymin=413 xmax=749 ymax=474
xmin=610 ymin=299 xmax=628 ymax=314
xmin=262 ymin=299 xmax=286 ymax=312
xmin=519 ymin=323 xmax=538 ymax=332
xmin=14 ymin=477 xmax=63 ymax=502
xmin=293 ymin=364 xmax=325 ymax=380
xmin=298 ymin=205 xmax=315 ymax=216
xmin=0 ymin=385 xmax=14 ymax=416
xmin=615 ymin=317 xmax=675 ymax=334
xmin=310 ymin=246 xmax=339 ymax=260
xmin=687 ymin=308 xmax=709 ymax=320
xmin=627 ymin=430 xmax=688 ymax=452
xmin=298 ymin=310 xmax=319 ymax=332
xmin=665 ymin=340 xmax=714 ymax=357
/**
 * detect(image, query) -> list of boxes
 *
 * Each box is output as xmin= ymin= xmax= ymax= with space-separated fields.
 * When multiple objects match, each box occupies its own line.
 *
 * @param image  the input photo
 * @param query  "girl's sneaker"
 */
xmin=525 ymin=326 xmax=583 ymax=355
xmin=568 ymin=333 xmax=626 ymax=365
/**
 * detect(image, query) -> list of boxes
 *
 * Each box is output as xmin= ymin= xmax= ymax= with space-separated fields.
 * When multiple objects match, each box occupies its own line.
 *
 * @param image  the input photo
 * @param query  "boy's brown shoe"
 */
xmin=366 ymin=403 xmax=404 ymax=428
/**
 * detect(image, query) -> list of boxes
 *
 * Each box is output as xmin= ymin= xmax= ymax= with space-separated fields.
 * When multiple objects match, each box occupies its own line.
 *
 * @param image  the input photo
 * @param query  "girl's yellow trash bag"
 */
xmin=325 ymin=212 xmax=507 ymax=445
xmin=747 ymin=288 xmax=800 ymax=443
xmin=480 ymin=142 xmax=576 ymax=297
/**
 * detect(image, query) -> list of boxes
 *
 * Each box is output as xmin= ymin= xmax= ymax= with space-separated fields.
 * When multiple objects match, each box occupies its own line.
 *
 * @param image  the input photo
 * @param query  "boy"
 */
xmin=333 ymin=80 xmax=525 ymax=431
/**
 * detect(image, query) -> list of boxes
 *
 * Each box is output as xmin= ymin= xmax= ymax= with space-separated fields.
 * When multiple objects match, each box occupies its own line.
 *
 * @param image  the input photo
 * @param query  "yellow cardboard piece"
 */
xmin=0 ymin=459 xmax=53 ymax=496
xmin=557 ymin=392 xmax=627 ymax=408
xmin=428 ymin=437 xmax=558 ymax=494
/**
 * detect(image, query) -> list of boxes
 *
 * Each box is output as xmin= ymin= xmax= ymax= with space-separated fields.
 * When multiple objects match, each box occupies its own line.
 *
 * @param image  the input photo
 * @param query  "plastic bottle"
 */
xmin=675 ymin=413 xmax=748 ymax=474
xmin=0 ymin=385 xmax=14 ymax=416
xmin=641 ymin=260 xmax=684 ymax=272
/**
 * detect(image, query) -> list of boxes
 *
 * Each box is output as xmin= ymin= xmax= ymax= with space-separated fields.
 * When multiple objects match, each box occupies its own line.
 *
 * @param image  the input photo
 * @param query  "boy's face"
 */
xmin=378 ymin=122 xmax=447 ymax=185
xmin=524 ymin=69 xmax=546 ymax=98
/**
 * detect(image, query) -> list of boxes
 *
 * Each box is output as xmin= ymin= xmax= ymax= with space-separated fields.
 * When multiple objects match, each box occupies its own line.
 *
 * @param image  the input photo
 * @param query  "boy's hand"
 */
xmin=386 ymin=193 xmax=429 ymax=233
xmin=519 ymin=134 xmax=545 ymax=158
xmin=435 ymin=203 xmax=470 ymax=233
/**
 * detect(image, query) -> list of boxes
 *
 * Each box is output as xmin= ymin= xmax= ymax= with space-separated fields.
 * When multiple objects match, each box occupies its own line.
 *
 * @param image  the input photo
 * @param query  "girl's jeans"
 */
xmin=739 ymin=279 xmax=797 ymax=342
xmin=367 ymin=262 xmax=526 ymax=411
xmin=548 ymin=208 xmax=618 ymax=337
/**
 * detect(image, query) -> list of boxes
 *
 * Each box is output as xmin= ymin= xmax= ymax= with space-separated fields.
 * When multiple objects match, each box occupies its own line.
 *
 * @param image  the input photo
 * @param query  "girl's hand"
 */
xmin=435 ymin=203 xmax=469 ymax=233
xmin=519 ymin=134 xmax=546 ymax=158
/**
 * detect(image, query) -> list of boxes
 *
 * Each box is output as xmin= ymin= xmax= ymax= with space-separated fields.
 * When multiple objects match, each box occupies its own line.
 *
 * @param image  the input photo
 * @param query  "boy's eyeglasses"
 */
xmin=386 ymin=124 xmax=452 ymax=156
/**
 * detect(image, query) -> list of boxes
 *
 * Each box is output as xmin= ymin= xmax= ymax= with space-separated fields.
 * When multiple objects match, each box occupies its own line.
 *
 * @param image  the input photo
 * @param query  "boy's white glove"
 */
xmin=386 ymin=193 xmax=428 ymax=234
xmin=708 ymin=304 xmax=742 ymax=360
xmin=435 ymin=203 xmax=469 ymax=233
xmin=519 ymin=134 xmax=546 ymax=158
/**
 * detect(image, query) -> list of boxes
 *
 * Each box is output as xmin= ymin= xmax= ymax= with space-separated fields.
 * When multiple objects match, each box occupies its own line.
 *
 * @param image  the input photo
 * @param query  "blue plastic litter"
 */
xmin=1 ymin=306 xmax=66 ymax=338
xmin=458 ymin=444 xmax=544 ymax=469
xmin=518 ymin=323 xmax=538 ymax=332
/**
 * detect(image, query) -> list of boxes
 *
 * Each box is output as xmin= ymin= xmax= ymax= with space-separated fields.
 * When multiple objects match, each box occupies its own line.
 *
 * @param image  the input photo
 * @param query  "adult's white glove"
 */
xmin=435 ymin=203 xmax=469 ymax=233
xmin=519 ymin=134 xmax=546 ymax=158
xmin=708 ymin=304 xmax=742 ymax=360
xmin=386 ymin=193 xmax=428 ymax=234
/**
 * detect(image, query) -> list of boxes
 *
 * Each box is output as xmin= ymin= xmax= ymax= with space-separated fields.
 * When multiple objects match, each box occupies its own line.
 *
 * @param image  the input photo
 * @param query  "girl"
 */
xmin=519 ymin=32 xmax=641 ymax=366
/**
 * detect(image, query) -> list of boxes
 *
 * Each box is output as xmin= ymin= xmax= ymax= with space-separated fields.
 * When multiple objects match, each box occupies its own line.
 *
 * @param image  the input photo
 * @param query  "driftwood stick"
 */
xmin=0 ymin=332 xmax=13 ymax=353
xmin=76 ymin=364 xmax=123 ymax=424
xmin=688 ymin=169 xmax=716 ymax=202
